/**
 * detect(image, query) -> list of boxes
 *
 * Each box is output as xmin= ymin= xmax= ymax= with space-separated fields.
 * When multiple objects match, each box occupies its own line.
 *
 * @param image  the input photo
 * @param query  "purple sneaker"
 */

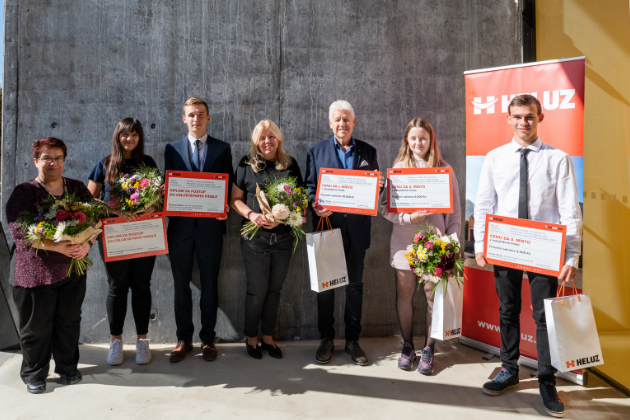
xmin=417 ymin=346 xmax=434 ymax=375
xmin=397 ymin=342 xmax=416 ymax=371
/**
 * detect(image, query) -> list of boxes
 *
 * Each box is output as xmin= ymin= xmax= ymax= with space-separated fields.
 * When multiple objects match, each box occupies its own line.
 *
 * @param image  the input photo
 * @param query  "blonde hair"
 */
xmin=394 ymin=118 xmax=444 ymax=168
xmin=246 ymin=120 xmax=292 ymax=172
xmin=183 ymin=97 xmax=209 ymax=114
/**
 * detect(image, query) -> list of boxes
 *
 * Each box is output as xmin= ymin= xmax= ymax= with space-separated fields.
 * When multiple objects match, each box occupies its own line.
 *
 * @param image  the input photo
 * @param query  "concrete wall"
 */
xmin=2 ymin=0 xmax=521 ymax=344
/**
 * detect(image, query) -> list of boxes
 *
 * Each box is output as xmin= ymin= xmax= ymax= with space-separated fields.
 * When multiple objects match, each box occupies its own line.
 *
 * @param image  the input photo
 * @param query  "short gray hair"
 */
xmin=329 ymin=100 xmax=355 ymax=121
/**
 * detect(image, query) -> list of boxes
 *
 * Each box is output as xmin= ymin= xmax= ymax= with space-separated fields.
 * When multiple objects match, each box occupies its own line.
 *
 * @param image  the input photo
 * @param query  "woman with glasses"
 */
xmin=6 ymin=137 xmax=94 ymax=394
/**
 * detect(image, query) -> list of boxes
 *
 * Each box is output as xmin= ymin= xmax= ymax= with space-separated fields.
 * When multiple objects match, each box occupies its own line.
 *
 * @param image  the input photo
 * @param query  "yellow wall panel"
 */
xmin=537 ymin=0 xmax=630 ymax=389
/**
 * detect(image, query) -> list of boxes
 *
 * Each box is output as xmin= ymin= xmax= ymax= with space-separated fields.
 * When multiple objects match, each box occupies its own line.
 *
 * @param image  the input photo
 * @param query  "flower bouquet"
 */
xmin=241 ymin=176 xmax=309 ymax=251
xmin=404 ymin=225 xmax=464 ymax=296
xmin=18 ymin=194 xmax=105 ymax=276
xmin=107 ymin=166 xmax=163 ymax=214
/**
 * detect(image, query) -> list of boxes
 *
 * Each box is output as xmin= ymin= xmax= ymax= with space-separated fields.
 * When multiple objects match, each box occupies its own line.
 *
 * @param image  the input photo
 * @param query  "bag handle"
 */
xmin=315 ymin=215 xmax=333 ymax=236
xmin=556 ymin=278 xmax=579 ymax=305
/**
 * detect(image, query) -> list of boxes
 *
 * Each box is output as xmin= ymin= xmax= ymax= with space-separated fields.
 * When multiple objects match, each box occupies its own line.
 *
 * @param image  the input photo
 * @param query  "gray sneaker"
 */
xmin=417 ymin=346 xmax=434 ymax=375
xmin=107 ymin=338 xmax=123 ymax=366
xmin=136 ymin=339 xmax=152 ymax=365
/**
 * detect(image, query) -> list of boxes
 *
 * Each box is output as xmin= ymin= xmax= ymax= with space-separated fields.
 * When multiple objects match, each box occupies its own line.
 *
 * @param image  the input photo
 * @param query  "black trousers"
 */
xmin=98 ymin=241 xmax=156 ymax=336
xmin=317 ymin=230 xmax=366 ymax=341
xmin=240 ymin=231 xmax=293 ymax=338
xmin=13 ymin=273 xmax=86 ymax=384
xmin=494 ymin=266 xmax=558 ymax=383
xmin=168 ymin=224 xmax=223 ymax=343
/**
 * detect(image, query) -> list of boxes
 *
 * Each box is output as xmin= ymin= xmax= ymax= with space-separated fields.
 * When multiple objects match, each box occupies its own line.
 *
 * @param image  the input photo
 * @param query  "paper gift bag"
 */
xmin=306 ymin=228 xmax=349 ymax=293
xmin=430 ymin=277 xmax=464 ymax=340
xmin=544 ymin=284 xmax=604 ymax=372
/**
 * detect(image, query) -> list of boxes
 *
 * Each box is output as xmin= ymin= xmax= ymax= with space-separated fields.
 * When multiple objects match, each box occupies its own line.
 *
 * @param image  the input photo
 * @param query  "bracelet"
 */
xmin=247 ymin=210 xmax=253 ymax=220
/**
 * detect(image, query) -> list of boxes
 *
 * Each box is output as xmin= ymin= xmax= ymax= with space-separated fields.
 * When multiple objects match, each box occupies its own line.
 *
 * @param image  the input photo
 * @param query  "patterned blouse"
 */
xmin=6 ymin=178 xmax=93 ymax=288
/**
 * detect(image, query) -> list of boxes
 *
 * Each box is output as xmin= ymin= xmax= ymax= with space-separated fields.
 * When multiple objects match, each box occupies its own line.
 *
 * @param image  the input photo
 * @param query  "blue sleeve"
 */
xmin=88 ymin=157 xmax=107 ymax=184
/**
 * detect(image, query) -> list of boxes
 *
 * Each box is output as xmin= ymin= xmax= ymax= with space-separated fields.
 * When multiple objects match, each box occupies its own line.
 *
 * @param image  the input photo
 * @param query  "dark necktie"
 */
xmin=518 ymin=148 xmax=531 ymax=219
xmin=192 ymin=140 xmax=201 ymax=171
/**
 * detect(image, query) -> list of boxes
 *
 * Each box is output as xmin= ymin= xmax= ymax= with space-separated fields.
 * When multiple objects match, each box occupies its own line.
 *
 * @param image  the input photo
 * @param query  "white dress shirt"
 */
xmin=473 ymin=138 xmax=583 ymax=268
xmin=188 ymin=133 xmax=208 ymax=169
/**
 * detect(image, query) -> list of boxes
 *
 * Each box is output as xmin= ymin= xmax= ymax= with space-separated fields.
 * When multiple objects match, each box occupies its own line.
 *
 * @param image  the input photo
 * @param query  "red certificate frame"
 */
xmin=315 ymin=168 xmax=381 ymax=216
xmin=163 ymin=171 xmax=229 ymax=218
xmin=483 ymin=214 xmax=567 ymax=277
xmin=386 ymin=167 xmax=454 ymax=214
xmin=101 ymin=213 xmax=169 ymax=262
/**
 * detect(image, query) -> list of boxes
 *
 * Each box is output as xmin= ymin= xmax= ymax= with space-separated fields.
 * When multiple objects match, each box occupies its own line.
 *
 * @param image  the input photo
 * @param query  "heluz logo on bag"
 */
xmin=566 ymin=354 xmax=601 ymax=369
xmin=321 ymin=276 xmax=347 ymax=290
xmin=445 ymin=328 xmax=461 ymax=337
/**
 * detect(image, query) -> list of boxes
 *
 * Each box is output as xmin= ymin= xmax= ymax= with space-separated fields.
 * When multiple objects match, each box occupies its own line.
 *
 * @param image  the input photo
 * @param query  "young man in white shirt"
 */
xmin=473 ymin=94 xmax=582 ymax=418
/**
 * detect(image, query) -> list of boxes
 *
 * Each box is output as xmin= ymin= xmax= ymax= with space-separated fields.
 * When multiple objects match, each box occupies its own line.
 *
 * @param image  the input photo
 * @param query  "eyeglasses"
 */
xmin=38 ymin=156 xmax=65 ymax=163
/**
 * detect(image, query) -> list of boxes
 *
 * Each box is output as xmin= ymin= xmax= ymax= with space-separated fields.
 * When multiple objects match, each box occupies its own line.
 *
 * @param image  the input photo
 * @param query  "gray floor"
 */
xmin=1 ymin=338 xmax=628 ymax=420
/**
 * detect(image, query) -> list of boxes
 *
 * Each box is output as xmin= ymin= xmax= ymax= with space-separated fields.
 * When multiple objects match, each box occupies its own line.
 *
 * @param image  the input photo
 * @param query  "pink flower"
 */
xmin=108 ymin=197 xmax=119 ymax=208
xmin=130 ymin=192 xmax=140 ymax=204
xmin=56 ymin=209 xmax=70 ymax=221
xmin=433 ymin=267 xmax=443 ymax=277
xmin=413 ymin=233 xmax=422 ymax=243
xmin=139 ymin=178 xmax=150 ymax=188
xmin=422 ymin=274 xmax=429 ymax=282
xmin=71 ymin=211 xmax=87 ymax=224
xmin=448 ymin=252 xmax=454 ymax=258
xmin=426 ymin=242 xmax=434 ymax=249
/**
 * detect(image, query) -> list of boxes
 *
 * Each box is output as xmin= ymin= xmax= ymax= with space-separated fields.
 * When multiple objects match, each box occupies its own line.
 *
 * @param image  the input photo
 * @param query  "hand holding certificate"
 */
xmin=315 ymin=168 xmax=381 ymax=216
xmin=101 ymin=213 xmax=169 ymax=262
xmin=163 ymin=171 xmax=229 ymax=218
xmin=387 ymin=167 xmax=453 ymax=213
xmin=483 ymin=214 xmax=567 ymax=277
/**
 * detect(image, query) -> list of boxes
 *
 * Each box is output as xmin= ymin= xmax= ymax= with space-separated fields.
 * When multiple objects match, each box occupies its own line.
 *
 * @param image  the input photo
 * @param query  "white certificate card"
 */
xmin=164 ymin=171 xmax=228 ymax=217
xmin=102 ymin=214 xmax=169 ymax=262
xmin=484 ymin=215 xmax=567 ymax=276
xmin=315 ymin=168 xmax=381 ymax=216
xmin=387 ymin=167 xmax=453 ymax=213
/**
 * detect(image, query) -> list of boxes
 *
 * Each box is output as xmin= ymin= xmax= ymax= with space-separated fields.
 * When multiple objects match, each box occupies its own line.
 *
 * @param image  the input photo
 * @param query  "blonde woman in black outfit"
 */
xmin=230 ymin=119 xmax=304 ymax=359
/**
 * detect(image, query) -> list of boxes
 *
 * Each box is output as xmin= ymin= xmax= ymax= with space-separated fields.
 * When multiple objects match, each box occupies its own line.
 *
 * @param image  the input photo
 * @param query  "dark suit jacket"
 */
xmin=164 ymin=135 xmax=234 ymax=236
xmin=305 ymin=136 xmax=379 ymax=251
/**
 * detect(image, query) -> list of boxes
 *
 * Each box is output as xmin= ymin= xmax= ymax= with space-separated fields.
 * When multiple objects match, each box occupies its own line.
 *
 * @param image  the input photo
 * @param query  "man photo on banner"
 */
xmin=164 ymin=97 xmax=234 ymax=363
xmin=473 ymin=94 xmax=582 ymax=418
xmin=305 ymin=100 xmax=383 ymax=366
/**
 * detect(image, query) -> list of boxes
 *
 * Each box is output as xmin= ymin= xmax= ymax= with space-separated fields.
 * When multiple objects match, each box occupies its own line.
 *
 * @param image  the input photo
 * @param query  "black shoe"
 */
xmin=482 ymin=368 xmax=519 ymax=396
xmin=539 ymin=381 xmax=565 ymax=418
xmin=245 ymin=341 xmax=262 ymax=359
xmin=63 ymin=370 xmax=83 ymax=385
xmin=26 ymin=381 xmax=46 ymax=394
xmin=261 ymin=341 xmax=282 ymax=359
xmin=316 ymin=338 xmax=334 ymax=364
xmin=345 ymin=340 xmax=368 ymax=366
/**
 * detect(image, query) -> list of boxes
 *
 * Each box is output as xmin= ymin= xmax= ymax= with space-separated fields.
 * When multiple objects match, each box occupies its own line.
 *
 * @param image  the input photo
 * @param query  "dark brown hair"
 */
xmin=508 ymin=94 xmax=542 ymax=116
xmin=104 ymin=118 xmax=146 ymax=185
xmin=32 ymin=137 xmax=67 ymax=159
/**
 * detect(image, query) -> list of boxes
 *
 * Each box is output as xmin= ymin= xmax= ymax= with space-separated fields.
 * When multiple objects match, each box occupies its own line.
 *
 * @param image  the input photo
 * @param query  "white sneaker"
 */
xmin=107 ymin=338 xmax=124 ymax=365
xmin=136 ymin=339 xmax=152 ymax=365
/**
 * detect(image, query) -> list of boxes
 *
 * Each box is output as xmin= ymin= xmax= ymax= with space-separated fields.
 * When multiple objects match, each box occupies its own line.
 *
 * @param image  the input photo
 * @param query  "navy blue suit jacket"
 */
xmin=164 ymin=135 xmax=234 ymax=236
xmin=305 ymin=136 xmax=379 ymax=251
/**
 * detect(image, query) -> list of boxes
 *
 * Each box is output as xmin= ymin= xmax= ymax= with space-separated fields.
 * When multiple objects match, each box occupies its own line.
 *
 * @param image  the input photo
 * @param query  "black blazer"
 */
xmin=305 ymin=136 xmax=379 ymax=251
xmin=164 ymin=135 xmax=234 ymax=236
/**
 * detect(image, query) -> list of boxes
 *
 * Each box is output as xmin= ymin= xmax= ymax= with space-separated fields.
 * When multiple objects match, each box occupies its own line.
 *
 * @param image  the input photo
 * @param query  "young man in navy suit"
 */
xmin=305 ymin=100 xmax=382 ymax=365
xmin=164 ymin=97 xmax=233 ymax=363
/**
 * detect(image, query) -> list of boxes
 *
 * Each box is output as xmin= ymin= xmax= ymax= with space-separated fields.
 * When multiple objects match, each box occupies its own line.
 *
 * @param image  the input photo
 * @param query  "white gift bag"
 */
xmin=544 ymin=287 xmax=604 ymax=372
xmin=306 ymin=228 xmax=349 ymax=293
xmin=430 ymin=277 xmax=464 ymax=340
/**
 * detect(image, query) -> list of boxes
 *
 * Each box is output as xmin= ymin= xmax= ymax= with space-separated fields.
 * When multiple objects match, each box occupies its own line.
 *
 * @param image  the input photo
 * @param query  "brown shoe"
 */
xmin=202 ymin=341 xmax=217 ymax=362
xmin=170 ymin=340 xmax=193 ymax=363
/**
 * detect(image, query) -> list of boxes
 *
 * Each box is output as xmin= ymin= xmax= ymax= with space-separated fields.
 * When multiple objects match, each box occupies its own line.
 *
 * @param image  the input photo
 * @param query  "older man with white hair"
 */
xmin=305 ymin=100 xmax=381 ymax=365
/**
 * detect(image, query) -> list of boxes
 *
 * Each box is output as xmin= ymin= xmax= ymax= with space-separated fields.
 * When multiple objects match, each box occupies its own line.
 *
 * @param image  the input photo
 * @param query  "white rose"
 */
xmin=275 ymin=183 xmax=288 ymax=192
xmin=406 ymin=244 xmax=414 ymax=253
xmin=271 ymin=204 xmax=290 ymax=220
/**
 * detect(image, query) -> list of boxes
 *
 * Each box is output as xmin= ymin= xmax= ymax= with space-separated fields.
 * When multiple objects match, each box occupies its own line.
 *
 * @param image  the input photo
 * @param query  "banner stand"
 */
xmin=459 ymin=336 xmax=588 ymax=386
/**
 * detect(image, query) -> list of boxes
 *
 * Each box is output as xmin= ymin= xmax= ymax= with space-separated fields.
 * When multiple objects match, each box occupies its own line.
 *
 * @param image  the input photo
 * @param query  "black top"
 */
xmin=88 ymin=155 xmax=158 ymax=202
xmin=234 ymin=155 xmax=304 ymax=234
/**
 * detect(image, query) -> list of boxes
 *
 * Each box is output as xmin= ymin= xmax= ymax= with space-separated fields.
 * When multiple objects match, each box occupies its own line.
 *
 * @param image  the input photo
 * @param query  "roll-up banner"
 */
xmin=462 ymin=57 xmax=585 ymax=383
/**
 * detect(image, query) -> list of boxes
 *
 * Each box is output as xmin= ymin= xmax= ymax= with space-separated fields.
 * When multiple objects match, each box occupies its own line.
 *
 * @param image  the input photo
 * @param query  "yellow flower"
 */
xmin=134 ymin=182 xmax=139 ymax=189
xmin=296 ymin=207 xmax=301 ymax=213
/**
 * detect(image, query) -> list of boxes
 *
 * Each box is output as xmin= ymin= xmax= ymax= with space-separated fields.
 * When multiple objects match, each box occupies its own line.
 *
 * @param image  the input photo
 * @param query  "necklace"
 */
xmin=37 ymin=176 xmax=67 ymax=199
